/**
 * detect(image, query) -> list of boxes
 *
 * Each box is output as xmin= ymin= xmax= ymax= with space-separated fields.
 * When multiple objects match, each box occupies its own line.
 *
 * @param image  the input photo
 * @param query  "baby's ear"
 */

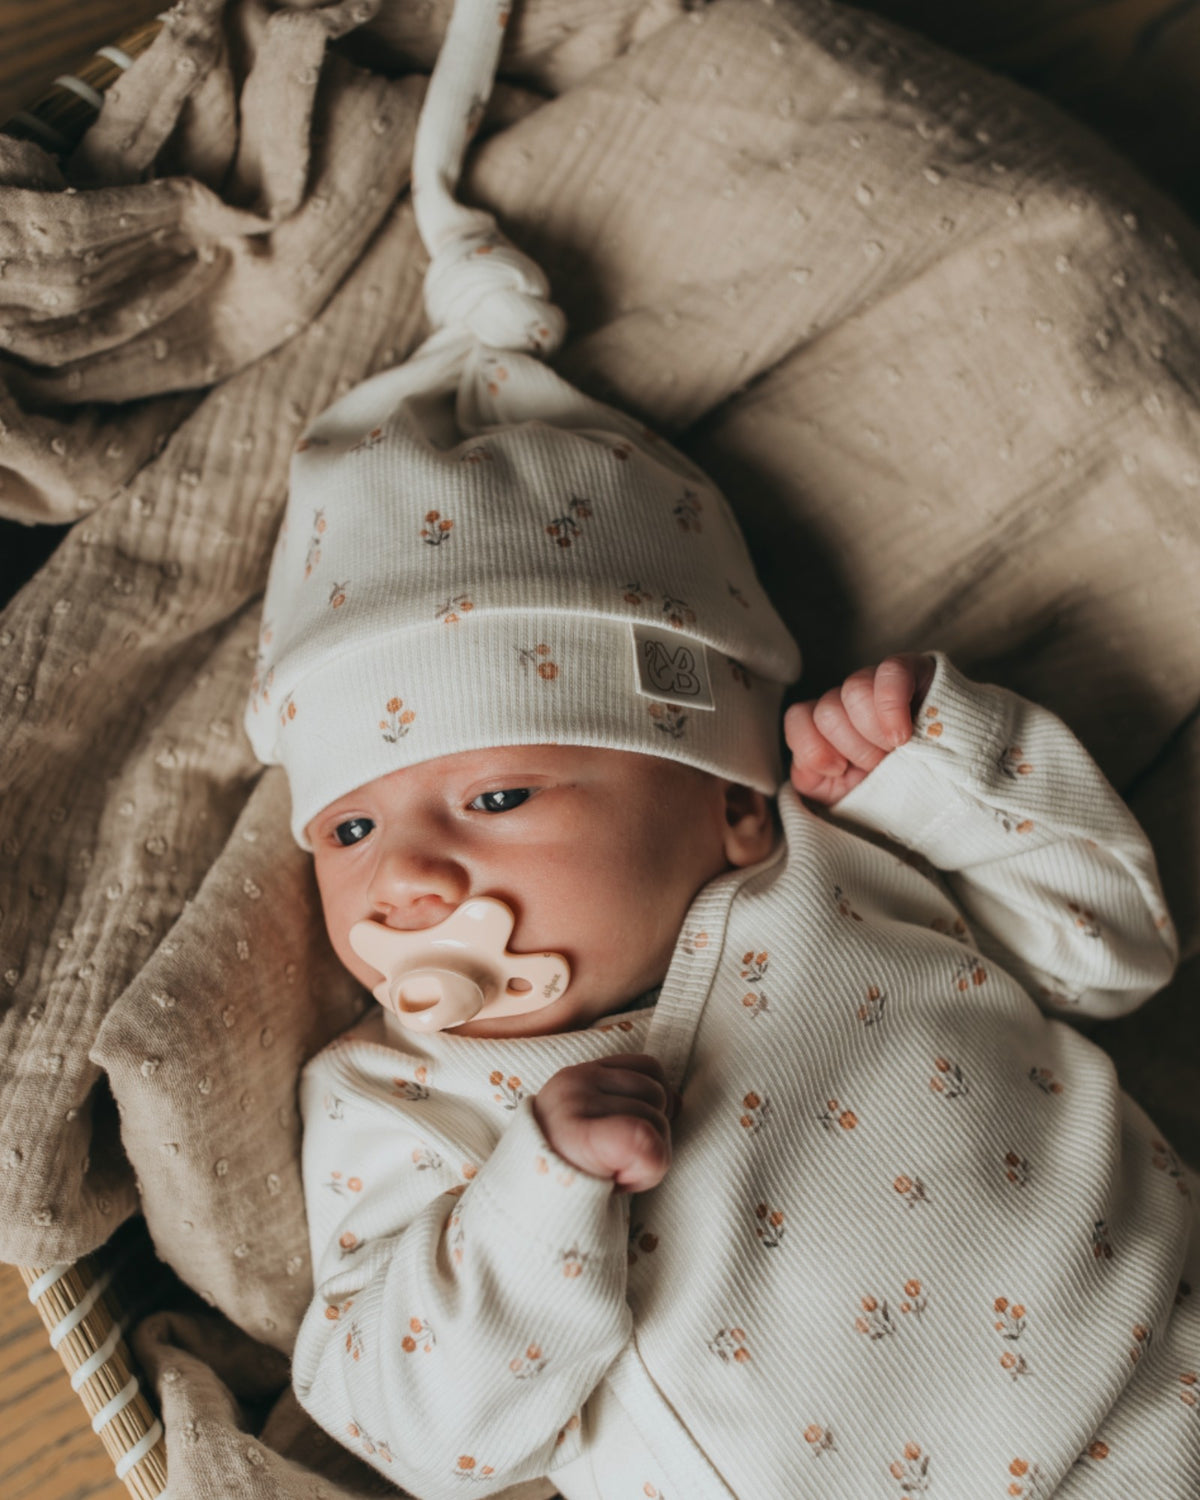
xmin=721 ymin=783 xmax=776 ymax=868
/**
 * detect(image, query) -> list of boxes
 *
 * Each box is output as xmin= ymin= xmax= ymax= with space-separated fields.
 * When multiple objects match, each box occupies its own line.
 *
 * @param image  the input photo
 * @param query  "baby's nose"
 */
xmin=367 ymin=841 xmax=467 ymax=914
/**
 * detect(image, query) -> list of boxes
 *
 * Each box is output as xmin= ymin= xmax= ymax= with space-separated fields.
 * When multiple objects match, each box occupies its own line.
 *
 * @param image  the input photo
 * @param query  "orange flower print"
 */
xmin=622 ymin=581 xmax=654 ymax=607
xmin=1092 ymin=1218 xmax=1114 ymax=1260
xmin=420 ymin=509 xmax=454 ymax=546
xmin=610 ymin=442 xmax=632 ymax=462
xmin=447 ymin=1209 xmax=464 ymax=1267
xmin=673 ymin=489 xmax=703 ymax=533
xmin=1180 ymin=1371 xmax=1197 ymax=1408
xmin=556 ymin=1413 xmax=581 ymax=1446
xmin=460 ymin=445 xmax=493 ymax=464
xmin=278 ymin=691 xmax=297 ymax=727
xmin=627 ymin=1221 xmax=660 ymax=1267
xmin=454 ymin=1454 xmax=496 ymax=1480
xmin=1006 ymin=1456 xmax=1047 ymax=1497
xmin=328 ymin=580 xmax=348 ymax=609
xmin=545 ymin=495 xmax=593 ymax=547
xmin=741 ymin=950 xmax=769 ymax=984
xmin=1067 ymin=900 xmax=1102 ymax=938
xmin=993 ymin=805 xmax=1036 ymax=835
xmin=517 ymin=643 xmax=559 ymax=679
xmin=338 ymin=1230 xmax=362 ymax=1257
xmin=662 ymin=595 xmax=696 ymax=629
xmin=304 ymin=508 xmax=326 ymax=577
xmin=401 ymin=1316 xmax=436 ymax=1354
xmin=648 ymin=701 xmax=688 ymax=738
xmin=899 ymin=1279 xmax=928 ymax=1318
xmin=437 ymin=594 xmax=474 ymax=624
xmin=727 ymin=580 xmax=750 ymax=609
xmin=1151 ymin=1138 xmax=1190 ymax=1195
xmin=323 ymin=1091 xmax=345 ymax=1122
xmin=509 ymin=1342 xmax=548 ymax=1379
xmin=344 ymin=1319 xmax=364 ymax=1361
xmin=994 ymin=1297 xmax=1030 ymax=1378
xmin=392 ymin=1072 xmax=430 ymax=1102
xmin=596 ymin=1018 xmax=637 ymax=1034
xmin=325 ymin=1171 xmax=363 ymax=1199
xmin=888 ymin=1442 xmax=929 ymax=1492
xmin=854 ymin=1294 xmax=895 ymax=1340
xmin=930 ymin=1056 xmax=969 ymax=1099
xmin=411 ymin=1144 xmax=443 ymax=1171
xmin=740 ymin=988 xmax=770 ymax=1019
xmin=727 ymin=657 xmax=752 ymax=689
xmin=350 ymin=426 xmax=384 ymax=453
xmin=857 ymin=984 xmax=886 ymax=1026
xmin=893 ymin=1173 xmax=930 ymax=1208
xmin=708 ymin=1327 xmax=751 ymax=1364
xmin=753 ymin=1201 xmax=785 ymax=1248
xmin=1000 ymin=745 xmax=1034 ymax=779
xmin=1082 ymin=1439 xmax=1109 ymax=1462
xmin=953 ymin=956 xmax=987 ymax=991
xmin=346 ymin=1419 xmax=392 ymax=1463
xmin=1129 ymin=1321 xmax=1152 ymax=1366
xmin=1029 ymin=1066 xmax=1064 ymax=1096
xmin=380 ymin=696 xmax=416 ymax=743
xmin=803 ymin=1424 xmax=837 ymax=1456
xmin=682 ymin=930 xmax=709 ymax=955
xmin=817 ymin=1097 xmax=859 ymax=1133
xmin=930 ymin=913 xmax=968 ymax=939
xmin=919 ymin=704 xmax=943 ymax=739
xmin=1003 ymin=1150 xmax=1030 ymax=1187
xmin=490 ymin=1071 xmax=525 ymax=1109
xmin=740 ymin=1091 xmax=771 ymax=1134
xmin=834 ymin=885 xmax=864 ymax=923
xmin=561 ymin=1247 xmax=588 ymax=1279
xmin=324 ymin=1296 xmax=355 ymax=1322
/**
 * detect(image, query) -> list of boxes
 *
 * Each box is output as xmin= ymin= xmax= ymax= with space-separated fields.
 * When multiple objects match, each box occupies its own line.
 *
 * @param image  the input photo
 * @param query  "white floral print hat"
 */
xmin=243 ymin=0 xmax=802 ymax=846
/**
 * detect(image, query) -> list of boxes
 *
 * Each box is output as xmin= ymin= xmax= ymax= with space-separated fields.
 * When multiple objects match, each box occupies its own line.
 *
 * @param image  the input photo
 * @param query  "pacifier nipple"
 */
xmin=349 ymin=898 xmax=570 ymax=1033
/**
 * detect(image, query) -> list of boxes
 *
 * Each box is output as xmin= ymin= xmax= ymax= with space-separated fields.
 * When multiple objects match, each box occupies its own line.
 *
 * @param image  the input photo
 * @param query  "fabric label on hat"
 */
xmin=630 ymin=624 xmax=715 ymax=710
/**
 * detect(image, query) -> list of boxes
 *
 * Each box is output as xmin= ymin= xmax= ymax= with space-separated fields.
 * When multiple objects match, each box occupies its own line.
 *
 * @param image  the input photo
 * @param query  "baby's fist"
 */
xmin=533 ymin=1054 xmax=676 ymax=1194
xmin=785 ymin=653 xmax=935 ymax=806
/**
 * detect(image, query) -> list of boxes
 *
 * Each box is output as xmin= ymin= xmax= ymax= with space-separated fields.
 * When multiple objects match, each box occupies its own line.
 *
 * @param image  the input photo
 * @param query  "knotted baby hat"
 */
xmin=244 ymin=0 xmax=803 ymax=846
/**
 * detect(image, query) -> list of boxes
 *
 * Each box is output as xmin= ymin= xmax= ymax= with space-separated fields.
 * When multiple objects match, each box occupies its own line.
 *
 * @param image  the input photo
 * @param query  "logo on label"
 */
xmin=631 ymin=625 xmax=715 ymax=709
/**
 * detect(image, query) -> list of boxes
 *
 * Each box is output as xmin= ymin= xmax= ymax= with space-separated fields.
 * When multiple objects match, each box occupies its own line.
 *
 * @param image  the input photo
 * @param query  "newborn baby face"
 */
xmin=306 ymin=744 xmax=774 ymax=1038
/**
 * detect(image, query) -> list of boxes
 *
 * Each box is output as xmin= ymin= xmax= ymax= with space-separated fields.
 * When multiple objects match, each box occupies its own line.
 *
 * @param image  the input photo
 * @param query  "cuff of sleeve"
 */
xmin=831 ymin=653 xmax=1014 ymax=858
xmin=469 ymin=1097 xmax=626 ymax=1265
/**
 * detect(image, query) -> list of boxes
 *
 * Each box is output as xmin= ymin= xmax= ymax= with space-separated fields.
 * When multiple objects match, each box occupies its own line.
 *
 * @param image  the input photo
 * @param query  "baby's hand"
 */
xmin=533 ymin=1054 xmax=677 ymax=1194
xmin=785 ymin=654 xmax=935 ymax=806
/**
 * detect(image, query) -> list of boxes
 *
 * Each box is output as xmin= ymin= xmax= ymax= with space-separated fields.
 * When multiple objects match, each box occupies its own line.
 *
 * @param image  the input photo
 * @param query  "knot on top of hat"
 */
xmin=423 ymin=224 xmax=567 ymax=356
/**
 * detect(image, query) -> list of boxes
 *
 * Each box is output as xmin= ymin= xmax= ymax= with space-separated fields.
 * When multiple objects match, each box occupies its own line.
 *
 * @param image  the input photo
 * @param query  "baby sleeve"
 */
xmin=831 ymin=652 xmax=1178 ymax=1018
xmin=292 ymin=1038 xmax=632 ymax=1499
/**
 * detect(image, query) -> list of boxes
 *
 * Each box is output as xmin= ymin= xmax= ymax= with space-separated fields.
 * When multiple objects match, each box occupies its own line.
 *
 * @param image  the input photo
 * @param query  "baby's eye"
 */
xmin=334 ymin=816 xmax=375 ymax=846
xmin=468 ymin=788 xmax=532 ymax=814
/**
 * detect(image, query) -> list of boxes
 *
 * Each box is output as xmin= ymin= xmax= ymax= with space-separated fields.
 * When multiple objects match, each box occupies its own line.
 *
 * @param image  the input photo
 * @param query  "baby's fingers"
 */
xmin=872 ymin=654 xmax=935 ymax=748
xmin=784 ymin=700 xmax=850 ymax=792
xmin=585 ymin=1111 xmax=672 ymax=1194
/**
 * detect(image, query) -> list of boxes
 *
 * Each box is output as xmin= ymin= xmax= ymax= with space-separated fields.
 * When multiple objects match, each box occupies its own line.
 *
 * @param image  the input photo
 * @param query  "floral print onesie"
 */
xmin=293 ymin=655 xmax=1199 ymax=1499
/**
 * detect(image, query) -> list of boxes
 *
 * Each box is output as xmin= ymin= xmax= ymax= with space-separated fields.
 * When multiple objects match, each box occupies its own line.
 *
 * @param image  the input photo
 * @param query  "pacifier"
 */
xmin=348 ymin=897 xmax=571 ymax=1033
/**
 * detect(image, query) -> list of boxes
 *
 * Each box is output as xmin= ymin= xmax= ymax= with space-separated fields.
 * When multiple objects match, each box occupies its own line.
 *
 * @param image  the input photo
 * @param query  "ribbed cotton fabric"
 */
xmin=293 ymin=658 xmax=1198 ymax=1499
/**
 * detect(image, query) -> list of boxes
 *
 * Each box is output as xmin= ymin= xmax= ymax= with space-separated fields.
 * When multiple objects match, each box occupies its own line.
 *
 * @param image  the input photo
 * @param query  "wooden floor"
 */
xmin=0 ymin=1262 xmax=124 ymax=1500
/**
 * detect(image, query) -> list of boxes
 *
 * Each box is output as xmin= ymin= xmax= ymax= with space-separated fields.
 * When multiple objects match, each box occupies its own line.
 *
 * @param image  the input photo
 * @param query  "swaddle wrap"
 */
xmin=242 ymin=0 xmax=802 ymax=844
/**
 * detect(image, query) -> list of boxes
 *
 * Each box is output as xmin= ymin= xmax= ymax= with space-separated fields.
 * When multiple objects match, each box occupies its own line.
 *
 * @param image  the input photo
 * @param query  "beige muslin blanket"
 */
xmin=2 ymin=1 xmax=1199 ymax=1494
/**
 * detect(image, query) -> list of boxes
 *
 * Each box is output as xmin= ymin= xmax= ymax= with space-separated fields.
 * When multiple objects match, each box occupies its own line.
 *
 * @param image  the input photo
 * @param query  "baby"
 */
xmin=241 ymin=4 xmax=1199 ymax=1490
xmin=278 ymin=638 xmax=1197 ymax=1500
